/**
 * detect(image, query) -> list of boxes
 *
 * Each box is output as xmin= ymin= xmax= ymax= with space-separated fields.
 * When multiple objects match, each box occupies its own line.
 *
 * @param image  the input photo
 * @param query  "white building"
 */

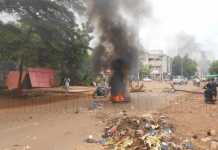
xmin=142 ymin=50 xmax=172 ymax=80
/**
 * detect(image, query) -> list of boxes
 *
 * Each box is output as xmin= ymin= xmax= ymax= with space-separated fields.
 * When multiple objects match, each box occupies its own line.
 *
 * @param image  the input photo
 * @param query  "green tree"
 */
xmin=183 ymin=55 xmax=197 ymax=77
xmin=139 ymin=65 xmax=150 ymax=79
xmin=0 ymin=0 xmax=92 ymax=88
xmin=172 ymin=55 xmax=197 ymax=78
xmin=0 ymin=22 xmax=39 ymax=91
xmin=172 ymin=55 xmax=183 ymax=76
xmin=209 ymin=60 xmax=218 ymax=74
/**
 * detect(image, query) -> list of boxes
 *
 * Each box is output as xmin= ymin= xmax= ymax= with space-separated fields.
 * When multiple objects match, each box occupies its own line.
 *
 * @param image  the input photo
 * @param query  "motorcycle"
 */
xmin=204 ymin=86 xmax=216 ymax=104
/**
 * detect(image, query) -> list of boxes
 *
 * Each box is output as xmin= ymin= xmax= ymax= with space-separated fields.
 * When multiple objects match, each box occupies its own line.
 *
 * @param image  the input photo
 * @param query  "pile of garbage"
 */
xmin=98 ymin=113 xmax=190 ymax=150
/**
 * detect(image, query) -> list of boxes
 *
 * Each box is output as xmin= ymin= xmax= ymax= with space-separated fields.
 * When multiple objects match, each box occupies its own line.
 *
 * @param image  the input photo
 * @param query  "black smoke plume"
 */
xmin=89 ymin=0 xmax=151 ymax=98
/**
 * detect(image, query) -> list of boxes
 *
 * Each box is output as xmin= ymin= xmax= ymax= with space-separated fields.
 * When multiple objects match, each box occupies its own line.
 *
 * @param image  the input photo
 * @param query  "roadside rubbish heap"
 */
xmin=98 ymin=113 xmax=192 ymax=150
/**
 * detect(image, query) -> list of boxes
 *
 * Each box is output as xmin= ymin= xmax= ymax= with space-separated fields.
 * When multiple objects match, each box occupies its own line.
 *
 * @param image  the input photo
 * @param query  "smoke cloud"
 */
xmin=170 ymin=32 xmax=210 ymax=75
xmin=89 ymin=0 xmax=151 ymax=75
xmin=89 ymin=0 xmax=151 ymax=99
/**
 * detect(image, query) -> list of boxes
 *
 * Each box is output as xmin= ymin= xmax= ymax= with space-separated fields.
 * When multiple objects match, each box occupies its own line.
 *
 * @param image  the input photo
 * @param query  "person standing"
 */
xmin=64 ymin=77 xmax=71 ymax=92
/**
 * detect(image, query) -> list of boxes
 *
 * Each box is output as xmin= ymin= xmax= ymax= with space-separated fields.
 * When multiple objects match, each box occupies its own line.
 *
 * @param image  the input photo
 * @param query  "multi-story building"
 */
xmin=142 ymin=50 xmax=172 ymax=80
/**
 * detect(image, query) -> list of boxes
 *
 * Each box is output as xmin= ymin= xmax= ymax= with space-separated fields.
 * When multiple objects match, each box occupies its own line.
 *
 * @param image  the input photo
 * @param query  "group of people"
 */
xmin=204 ymin=78 xmax=217 ymax=104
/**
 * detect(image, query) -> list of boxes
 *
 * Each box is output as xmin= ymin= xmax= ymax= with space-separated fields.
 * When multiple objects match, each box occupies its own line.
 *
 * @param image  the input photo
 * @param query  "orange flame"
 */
xmin=111 ymin=95 xmax=125 ymax=102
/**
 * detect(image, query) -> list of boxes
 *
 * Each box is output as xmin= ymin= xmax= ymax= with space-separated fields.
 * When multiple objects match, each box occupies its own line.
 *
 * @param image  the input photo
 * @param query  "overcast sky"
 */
xmin=0 ymin=12 xmax=17 ymax=23
xmin=1 ymin=0 xmax=218 ymax=60
xmin=139 ymin=0 xmax=218 ymax=59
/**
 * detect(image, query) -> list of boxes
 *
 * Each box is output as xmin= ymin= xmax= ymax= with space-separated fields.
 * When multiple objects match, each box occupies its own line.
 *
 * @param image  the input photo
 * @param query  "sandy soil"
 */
xmin=0 ymin=81 xmax=213 ymax=150
xmin=161 ymin=92 xmax=218 ymax=149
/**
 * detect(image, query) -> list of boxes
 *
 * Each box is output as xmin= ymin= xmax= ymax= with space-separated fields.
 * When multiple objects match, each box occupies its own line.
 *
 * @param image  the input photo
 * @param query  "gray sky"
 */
xmin=139 ymin=0 xmax=218 ymax=60
xmin=1 ymin=0 xmax=218 ymax=60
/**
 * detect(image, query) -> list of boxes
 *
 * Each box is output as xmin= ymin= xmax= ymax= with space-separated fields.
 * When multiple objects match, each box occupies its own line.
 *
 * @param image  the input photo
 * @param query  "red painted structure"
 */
xmin=6 ymin=68 xmax=55 ymax=90
xmin=28 ymin=68 xmax=55 ymax=88
xmin=6 ymin=71 xmax=27 ymax=90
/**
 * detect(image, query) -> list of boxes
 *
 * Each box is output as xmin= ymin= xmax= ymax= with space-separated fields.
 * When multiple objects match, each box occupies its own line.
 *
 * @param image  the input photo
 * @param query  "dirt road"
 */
xmin=0 ymin=82 xmax=210 ymax=150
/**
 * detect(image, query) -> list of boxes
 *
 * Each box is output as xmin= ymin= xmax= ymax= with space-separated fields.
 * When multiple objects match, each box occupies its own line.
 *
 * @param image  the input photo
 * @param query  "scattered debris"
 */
xmin=90 ymin=100 xmax=104 ymax=110
xmin=192 ymin=134 xmax=198 ymax=139
xmin=12 ymin=144 xmax=31 ymax=150
xmin=201 ymin=137 xmax=212 ymax=143
xmin=169 ymin=83 xmax=203 ymax=95
xmin=182 ymin=139 xmax=193 ymax=149
xmin=210 ymin=141 xmax=218 ymax=150
xmin=207 ymin=129 xmax=216 ymax=136
xmin=97 ymin=113 xmax=189 ymax=150
xmin=13 ymin=144 xmax=23 ymax=147
xmin=130 ymin=82 xmax=145 ymax=93
xmin=85 ymin=135 xmax=98 ymax=144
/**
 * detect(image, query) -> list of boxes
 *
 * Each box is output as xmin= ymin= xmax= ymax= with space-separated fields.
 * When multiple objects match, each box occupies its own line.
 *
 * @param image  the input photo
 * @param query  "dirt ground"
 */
xmin=161 ymin=92 xmax=218 ymax=149
xmin=0 ymin=81 xmax=216 ymax=150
